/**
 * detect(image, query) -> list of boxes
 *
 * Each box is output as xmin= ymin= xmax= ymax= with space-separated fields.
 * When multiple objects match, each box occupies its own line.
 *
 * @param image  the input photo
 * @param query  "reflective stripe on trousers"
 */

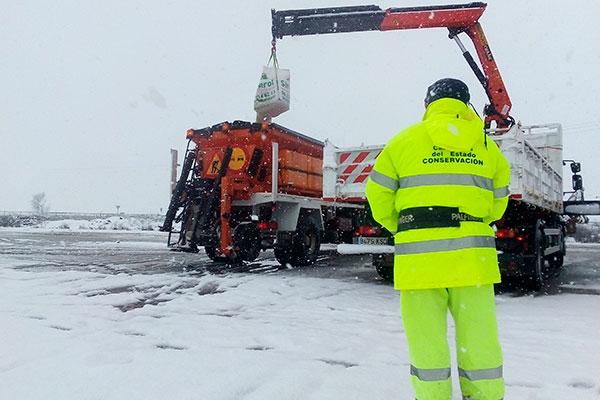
xmin=411 ymin=366 xmax=503 ymax=382
xmin=459 ymin=366 xmax=503 ymax=381
xmin=410 ymin=365 xmax=451 ymax=381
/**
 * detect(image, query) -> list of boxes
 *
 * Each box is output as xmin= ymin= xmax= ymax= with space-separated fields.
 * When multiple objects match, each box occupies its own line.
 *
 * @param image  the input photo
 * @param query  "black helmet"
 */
xmin=424 ymin=78 xmax=470 ymax=107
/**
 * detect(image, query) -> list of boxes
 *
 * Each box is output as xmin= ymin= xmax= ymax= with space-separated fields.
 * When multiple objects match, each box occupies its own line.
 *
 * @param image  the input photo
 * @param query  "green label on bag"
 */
xmin=258 ymin=79 xmax=275 ymax=89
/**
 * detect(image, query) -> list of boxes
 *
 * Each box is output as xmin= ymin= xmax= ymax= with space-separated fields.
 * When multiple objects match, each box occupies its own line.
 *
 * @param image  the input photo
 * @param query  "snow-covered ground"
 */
xmin=1 ymin=231 xmax=600 ymax=399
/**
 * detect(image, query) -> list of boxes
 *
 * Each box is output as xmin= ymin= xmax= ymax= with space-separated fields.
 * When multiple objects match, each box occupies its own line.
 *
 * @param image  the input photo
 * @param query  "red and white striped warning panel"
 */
xmin=337 ymin=149 xmax=381 ymax=184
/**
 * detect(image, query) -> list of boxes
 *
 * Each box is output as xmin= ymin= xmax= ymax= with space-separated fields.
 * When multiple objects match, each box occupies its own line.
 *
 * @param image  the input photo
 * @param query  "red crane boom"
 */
xmin=271 ymin=2 xmax=513 ymax=129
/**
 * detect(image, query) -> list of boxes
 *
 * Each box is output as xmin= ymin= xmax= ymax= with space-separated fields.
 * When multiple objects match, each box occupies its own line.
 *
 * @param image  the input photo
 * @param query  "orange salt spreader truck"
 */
xmin=161 ymin=2 xmax=600 ymax=289
xmin=160 ymin=121 xmax=363 ymax=265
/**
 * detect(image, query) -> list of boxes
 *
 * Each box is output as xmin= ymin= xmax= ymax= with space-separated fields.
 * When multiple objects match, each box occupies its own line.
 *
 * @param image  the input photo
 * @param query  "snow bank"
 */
xmin=0 ymin=214 xmax=44 ymax=227
xmin=567 ymin=241 xmax=600 ymax=248
xmin=38 ymin=216 xmax=162 ymax=231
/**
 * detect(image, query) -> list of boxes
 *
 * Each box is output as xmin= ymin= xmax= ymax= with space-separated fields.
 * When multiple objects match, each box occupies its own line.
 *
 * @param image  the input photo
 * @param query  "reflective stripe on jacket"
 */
xmin=366 ymin=98 xmax=510 ymax=290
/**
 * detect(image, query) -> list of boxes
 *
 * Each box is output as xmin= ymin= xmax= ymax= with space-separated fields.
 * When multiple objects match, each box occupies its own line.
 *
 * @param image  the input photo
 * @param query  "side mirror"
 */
xmin=572 ymin=174 xmax=583 ymax=191
xmin=571 ymin=162 xmax=581 ymax=173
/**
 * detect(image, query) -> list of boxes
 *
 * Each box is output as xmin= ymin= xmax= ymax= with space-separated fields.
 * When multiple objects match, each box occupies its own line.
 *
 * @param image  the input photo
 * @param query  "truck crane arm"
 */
xmin=271 ymin=2 xmax=513 ymax=129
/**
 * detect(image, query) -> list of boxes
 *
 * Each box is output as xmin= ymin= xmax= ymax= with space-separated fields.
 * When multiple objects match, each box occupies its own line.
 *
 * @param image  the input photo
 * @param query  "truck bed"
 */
xmin=492 ymin=124 xmax=563 ymax=213
xmin=323 ymin=124 xmax=563 ymax=213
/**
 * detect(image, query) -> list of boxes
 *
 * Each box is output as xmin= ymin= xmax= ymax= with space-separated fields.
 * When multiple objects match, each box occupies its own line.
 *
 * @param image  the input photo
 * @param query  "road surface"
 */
xmin=1 ymin=229 xmax=599 ymax=293
xmin=1 ymin=228 xmax=599 ymax=400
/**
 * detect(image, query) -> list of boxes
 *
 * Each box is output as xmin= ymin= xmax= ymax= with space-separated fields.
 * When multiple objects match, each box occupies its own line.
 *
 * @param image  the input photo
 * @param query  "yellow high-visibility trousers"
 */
xmin=400 ymin=285 xmax=504 ymax=400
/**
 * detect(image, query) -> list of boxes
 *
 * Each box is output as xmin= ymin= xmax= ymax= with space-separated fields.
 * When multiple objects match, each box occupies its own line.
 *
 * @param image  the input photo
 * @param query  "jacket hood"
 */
xmin=422 ymin=98 xmax=484 ymax=151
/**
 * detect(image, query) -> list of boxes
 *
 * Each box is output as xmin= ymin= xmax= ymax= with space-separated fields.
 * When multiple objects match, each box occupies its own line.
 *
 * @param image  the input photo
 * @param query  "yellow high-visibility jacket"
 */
xmin=366 ymin=98 xmax=510 ymax=290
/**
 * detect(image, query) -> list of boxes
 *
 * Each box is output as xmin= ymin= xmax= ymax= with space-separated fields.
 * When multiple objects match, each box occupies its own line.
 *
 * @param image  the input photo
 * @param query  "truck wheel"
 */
xmin=548 ymin=253 xmax=564 ymax=271
xmin=274 ymin=246 xmax=293 ymax=266
xmin=233 ymin=223 xmax=261 ymax=262
xmin=204 ymin=245 xmax=219 ymax=261
xmin=294 ymin=221 xmax=321 ymax=266
xmin=275 ymin=221 xmax=321 ymax=267
xmin=548 ymin=229 xmax=565 ymax=273
xmin=375 ymin=264 xmax=393 ymax=282
xmin=528 ymin=241 xmax=544 ymax=291
xmin=204 ymin=224 xmax=226 ymax=262
xmin=373 ymin=254 xmax=394 ymax=282
xmin=527 ymin=225 xmax=550 ymax=291
xmin=323 ymin=220 xmax=339 ymax=243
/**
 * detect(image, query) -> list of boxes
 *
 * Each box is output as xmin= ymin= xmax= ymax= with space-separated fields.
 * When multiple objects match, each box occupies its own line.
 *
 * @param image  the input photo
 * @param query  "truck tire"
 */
xmin=373 ymin=254 xmax=394 ymax=282
xmin=204 ymin=224 xmax=260 ymax=263
xmin=233 ymin=223 xmax=261 ymax=262
xmin=375 ymin=264 xmax=393 ymax=282
xmin=295 ymin=221 xmax=321 ymax=266
xmin=548 ymin=228 xmax=565 ymax=273
xmin=275 ymin=221 xmax=321 ymax=267
xmin=204 ymin=224 xmax=225 ymax=262
xmin=274 ymin=245 xmax=293 ymax=267
xmin=204 ymin=245 xmax=220 ymax=261
xmin=548 ymin=253 xmax=564 ymax=273
xmin=526 ymin=223 xmax=550 ymax=291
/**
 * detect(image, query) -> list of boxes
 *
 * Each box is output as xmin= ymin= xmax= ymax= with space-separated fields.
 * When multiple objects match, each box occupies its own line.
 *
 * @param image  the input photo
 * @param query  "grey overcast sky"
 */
xmin=2 ymin=0 xmax=600 ymax=213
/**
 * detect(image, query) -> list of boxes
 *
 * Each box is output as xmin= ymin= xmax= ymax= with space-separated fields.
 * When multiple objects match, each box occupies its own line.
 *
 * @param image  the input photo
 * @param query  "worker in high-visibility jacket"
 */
xmin=366 ymin=78 xmax=510 ymax=400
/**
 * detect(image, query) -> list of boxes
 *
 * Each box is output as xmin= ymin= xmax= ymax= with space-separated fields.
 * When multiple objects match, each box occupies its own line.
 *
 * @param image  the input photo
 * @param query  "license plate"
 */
xmin=354 ymin=236 xmax=389 ymax=246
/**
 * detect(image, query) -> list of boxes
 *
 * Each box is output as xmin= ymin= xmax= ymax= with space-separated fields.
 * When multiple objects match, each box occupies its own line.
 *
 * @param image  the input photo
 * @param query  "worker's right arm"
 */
xmin=366 ymin=146 xmax=399 ymax=234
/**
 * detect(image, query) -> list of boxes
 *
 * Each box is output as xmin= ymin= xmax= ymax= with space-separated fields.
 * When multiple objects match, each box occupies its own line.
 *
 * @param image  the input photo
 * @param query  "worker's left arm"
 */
xmin=488 ymin=141 xmax=511 ymax=223
xmin=366 ymin=145 xmax=399 ymax=234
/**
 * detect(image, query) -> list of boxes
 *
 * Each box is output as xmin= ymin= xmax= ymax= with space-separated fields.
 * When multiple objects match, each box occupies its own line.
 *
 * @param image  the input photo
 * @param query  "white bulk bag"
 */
xmin=254 ymin=55 xmax=290 ymax=121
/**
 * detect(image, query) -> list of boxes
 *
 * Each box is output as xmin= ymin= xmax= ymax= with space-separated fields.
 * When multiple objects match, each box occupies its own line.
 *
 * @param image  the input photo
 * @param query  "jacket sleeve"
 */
xmin=487 ymin=141 xmax=511 ymax=223
xmin=366 ymin=145 xmax=399 ymax=234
